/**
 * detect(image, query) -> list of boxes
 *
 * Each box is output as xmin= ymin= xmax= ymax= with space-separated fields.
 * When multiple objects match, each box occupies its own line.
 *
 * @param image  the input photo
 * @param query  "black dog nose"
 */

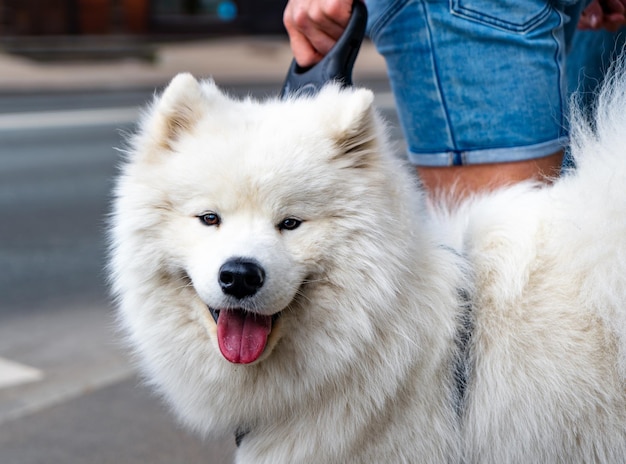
xmin=218 ymin=258 xmax=265 ymax=299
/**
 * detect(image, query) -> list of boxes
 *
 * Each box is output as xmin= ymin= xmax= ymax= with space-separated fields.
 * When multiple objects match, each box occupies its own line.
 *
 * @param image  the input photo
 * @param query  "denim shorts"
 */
xmin=366 ymin=0 xmax=588 ymax=166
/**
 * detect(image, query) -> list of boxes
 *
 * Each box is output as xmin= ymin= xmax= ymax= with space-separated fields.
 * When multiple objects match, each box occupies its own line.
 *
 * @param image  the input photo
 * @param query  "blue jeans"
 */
xmin=366 ymin=0 xmax=594 ymax=166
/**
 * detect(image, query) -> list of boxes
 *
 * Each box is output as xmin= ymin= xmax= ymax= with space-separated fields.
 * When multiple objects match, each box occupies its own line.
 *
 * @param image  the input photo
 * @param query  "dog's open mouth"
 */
xmin=209 ymin=308 xmax=280 ymax=364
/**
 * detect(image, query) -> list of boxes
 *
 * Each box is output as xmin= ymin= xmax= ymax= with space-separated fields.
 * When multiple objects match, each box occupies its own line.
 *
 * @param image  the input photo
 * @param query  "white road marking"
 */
xmin=0 ymin=357 xmax=43 ymax=389
xmin=0 ymin=304 xmax=135 ymax=425
xmin=0 ymin=107 xmax=140 ymax=131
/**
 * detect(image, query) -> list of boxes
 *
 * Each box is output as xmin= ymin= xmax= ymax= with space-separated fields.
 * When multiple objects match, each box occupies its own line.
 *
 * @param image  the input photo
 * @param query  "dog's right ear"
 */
xmin=140 ymin=73 xmax=218 ymax=154
xmin=321 ymin=87 xmax=380 ymax=170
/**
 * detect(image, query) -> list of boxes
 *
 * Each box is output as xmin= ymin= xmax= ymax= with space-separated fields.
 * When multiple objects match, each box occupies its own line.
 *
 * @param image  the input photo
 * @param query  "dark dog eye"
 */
xmin=198 ymin=212 xmax=220 ymax=226
xmin=278 ymin=217 xmax=302 ymax=231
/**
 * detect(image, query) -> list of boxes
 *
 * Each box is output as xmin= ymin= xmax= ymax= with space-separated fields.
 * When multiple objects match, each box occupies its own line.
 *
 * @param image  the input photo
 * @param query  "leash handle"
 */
xmin=280 ymin=1 xmax=368 ymax=99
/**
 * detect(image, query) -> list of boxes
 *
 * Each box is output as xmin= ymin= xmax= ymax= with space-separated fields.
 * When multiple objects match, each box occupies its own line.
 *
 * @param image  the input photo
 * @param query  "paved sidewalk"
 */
xmin=0 ymin=37 xmax=388 ymax=93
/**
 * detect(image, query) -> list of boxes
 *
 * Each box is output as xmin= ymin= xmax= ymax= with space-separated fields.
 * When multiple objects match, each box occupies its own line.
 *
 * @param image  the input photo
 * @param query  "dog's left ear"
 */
xmin=322 ymin=87 xmax=379 ymax=169
xmin=140 ymin=73 xmax=224 ymax=155
xmin=151 ymin=73 xmax=206 ymax=151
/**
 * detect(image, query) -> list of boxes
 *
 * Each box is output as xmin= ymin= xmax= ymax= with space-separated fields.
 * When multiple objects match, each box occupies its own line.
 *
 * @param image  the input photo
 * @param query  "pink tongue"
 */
xmin=217 ymin=309 xmax=272 ymax=364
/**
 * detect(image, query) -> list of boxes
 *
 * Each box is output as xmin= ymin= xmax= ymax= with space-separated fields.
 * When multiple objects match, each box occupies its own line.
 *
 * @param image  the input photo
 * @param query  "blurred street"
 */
xmin=0 ymin=36 xmax=400 ymax=463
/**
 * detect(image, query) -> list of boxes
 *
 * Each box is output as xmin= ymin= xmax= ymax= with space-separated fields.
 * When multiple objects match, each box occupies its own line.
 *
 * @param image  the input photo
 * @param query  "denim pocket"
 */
xmin=450 ymin=0 xmax=552 ymax=33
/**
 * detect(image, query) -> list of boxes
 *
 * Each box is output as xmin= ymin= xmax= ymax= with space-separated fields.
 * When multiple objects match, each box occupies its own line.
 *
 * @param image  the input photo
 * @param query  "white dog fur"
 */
xmin=109 ymin=62 xmax=626 ymax=462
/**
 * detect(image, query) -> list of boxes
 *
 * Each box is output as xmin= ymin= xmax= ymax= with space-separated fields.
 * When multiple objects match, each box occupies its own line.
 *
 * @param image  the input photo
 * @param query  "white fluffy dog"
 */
xmin=109 ymin=63 xmax=626 ymax=462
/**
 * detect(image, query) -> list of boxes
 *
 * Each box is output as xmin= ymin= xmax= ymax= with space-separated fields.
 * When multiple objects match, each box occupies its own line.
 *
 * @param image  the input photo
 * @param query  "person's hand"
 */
xmin=283 ymin=0 xmax=353 ymax=67
xmin=578 ymin=0 xmax=626 ymax=31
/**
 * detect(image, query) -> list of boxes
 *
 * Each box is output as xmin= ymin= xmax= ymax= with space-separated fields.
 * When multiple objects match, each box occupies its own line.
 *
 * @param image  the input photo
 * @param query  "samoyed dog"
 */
xmin=110 ymin=65 xmax=626 ymax=463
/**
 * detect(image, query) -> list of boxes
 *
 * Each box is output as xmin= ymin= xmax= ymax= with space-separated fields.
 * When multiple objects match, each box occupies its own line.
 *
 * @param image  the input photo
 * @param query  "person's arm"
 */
xmin=283 ymin=0 xmax=354 ymax=67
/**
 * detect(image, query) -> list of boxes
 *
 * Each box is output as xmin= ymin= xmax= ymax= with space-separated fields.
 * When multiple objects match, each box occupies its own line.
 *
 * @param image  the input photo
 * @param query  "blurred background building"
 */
xmin=0 ymin=0 xmax=287 ymax=60
xmin=0 ymin=0 xmax=287 ymax=35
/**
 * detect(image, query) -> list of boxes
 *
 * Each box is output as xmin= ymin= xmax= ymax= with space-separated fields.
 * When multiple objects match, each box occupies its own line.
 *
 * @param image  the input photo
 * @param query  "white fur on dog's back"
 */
xmin=436 ymin=61 xmax=626 ymax=462
xmin=558 ymin=60 xmax=626 ymax=375
xmin=110 ymin=63 xmax=626 ymax=463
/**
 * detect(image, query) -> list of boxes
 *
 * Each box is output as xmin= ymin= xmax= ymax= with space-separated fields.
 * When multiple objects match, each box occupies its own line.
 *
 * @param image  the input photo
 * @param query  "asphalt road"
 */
xmin=0 ymin=78 xmax=397 ymax=464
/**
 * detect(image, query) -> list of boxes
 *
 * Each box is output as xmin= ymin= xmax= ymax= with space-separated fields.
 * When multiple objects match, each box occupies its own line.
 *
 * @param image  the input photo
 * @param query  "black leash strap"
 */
xmin=279 ymin=1 xmax=368 ymax=99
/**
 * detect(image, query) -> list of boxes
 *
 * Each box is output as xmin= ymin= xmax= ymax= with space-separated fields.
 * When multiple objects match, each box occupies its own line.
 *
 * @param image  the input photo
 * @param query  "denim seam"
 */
xmin=367 ymin=0 xmax=411 ymax=43
xmin=449 ymin=0 xmax=552 ymax=34
xmin=422 ymin=0 xmax=458 ymax=152
xmin=407 ymin=137 xmax=569 ymax=166
xmin=552 ymin=8 xmax=567 ymax=134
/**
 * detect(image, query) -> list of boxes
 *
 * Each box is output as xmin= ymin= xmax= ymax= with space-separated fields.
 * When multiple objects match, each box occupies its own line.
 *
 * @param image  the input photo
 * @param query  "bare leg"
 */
xmin=416 ymin=151 xmax=564 ymax=201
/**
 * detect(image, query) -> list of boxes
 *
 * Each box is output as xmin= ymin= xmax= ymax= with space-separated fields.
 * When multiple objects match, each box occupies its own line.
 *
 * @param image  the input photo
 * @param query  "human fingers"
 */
xmin=602 ymin=12 xmax=626 ymax=31
xmin=578 ymin=1 xmax=603 ymax=29
xmin=600 ymin=0 xmax=625 ymax=14
xmin=285 ymin=23 xmax=325 ymax=67
xmin=593 ymin=0 xmax=626 ymax=31
xmin=284 ymin=0 xmax=352 ymax=67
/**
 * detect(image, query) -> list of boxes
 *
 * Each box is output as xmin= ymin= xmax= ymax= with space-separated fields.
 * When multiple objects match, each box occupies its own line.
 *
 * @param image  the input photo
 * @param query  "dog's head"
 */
xmin=113 ymin=73 xmax=410 ymax=368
